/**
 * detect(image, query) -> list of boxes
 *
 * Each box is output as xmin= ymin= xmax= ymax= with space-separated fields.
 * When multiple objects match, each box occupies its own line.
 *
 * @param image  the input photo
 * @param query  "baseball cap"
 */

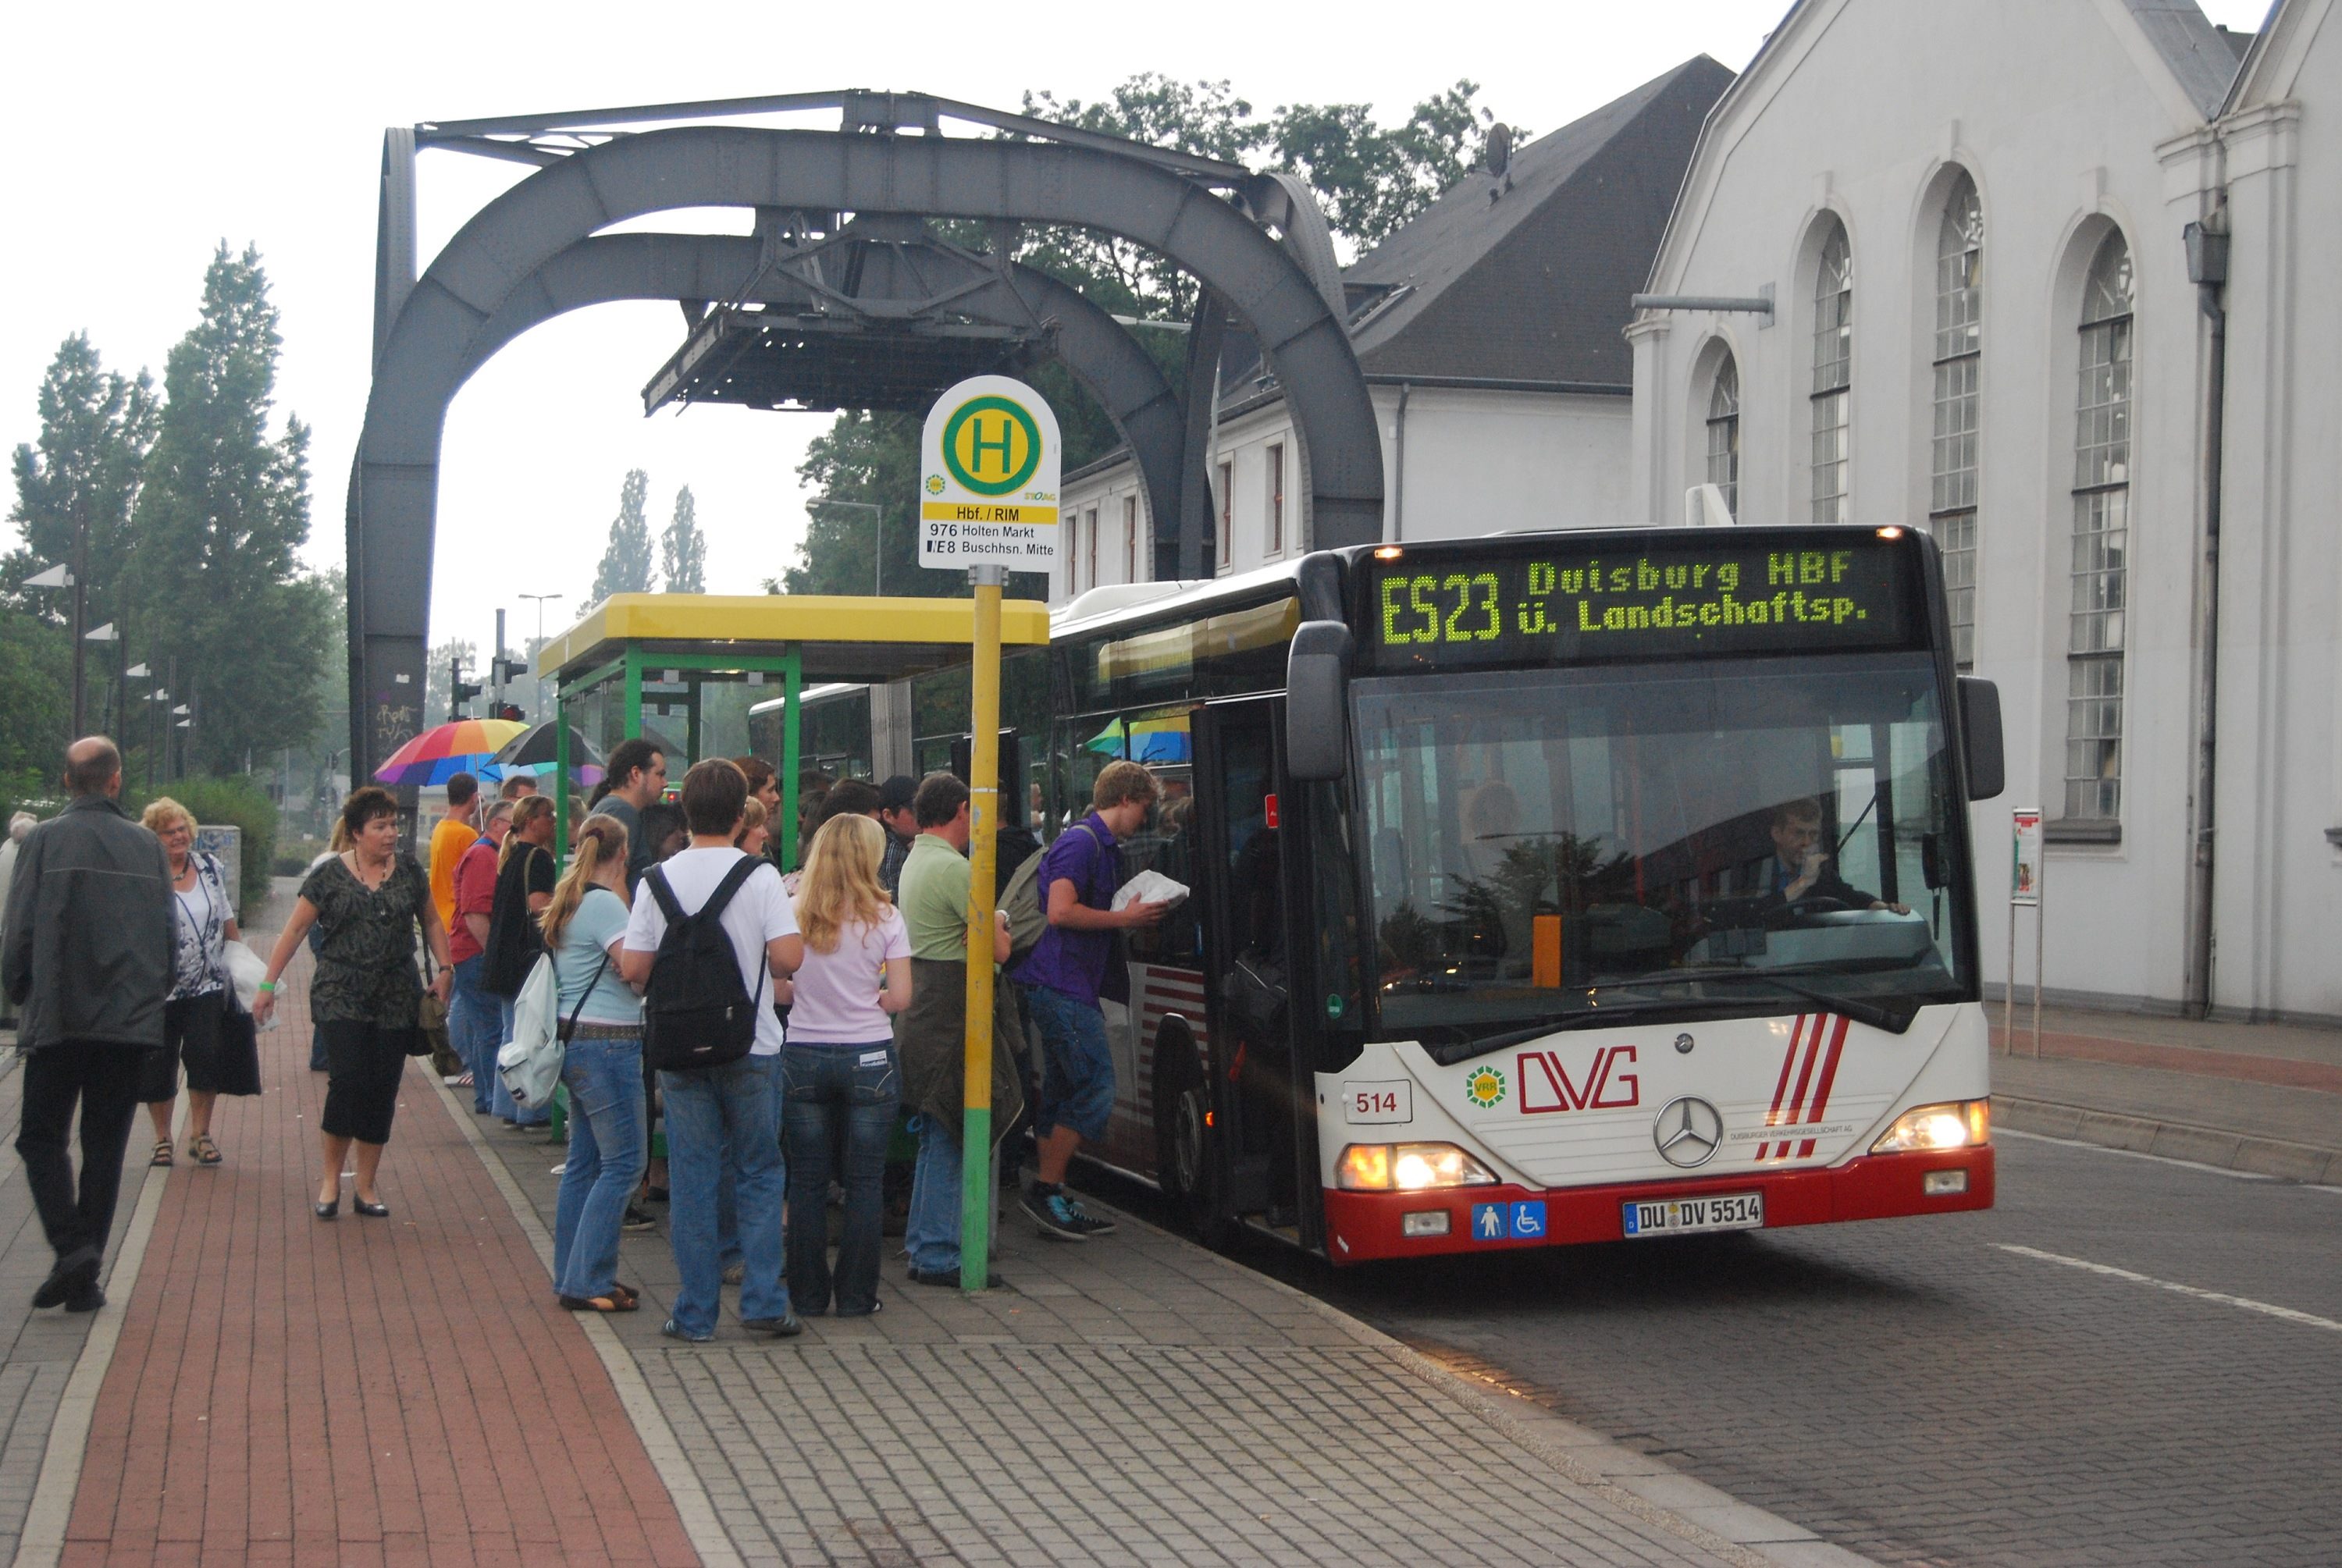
xmin=878 ymin=774 xmax=919 ymax=813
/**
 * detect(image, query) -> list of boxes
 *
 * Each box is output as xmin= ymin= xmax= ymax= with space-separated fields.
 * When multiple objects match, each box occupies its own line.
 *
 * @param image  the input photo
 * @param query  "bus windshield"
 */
xmin=1354 ymin=652 xmax=1970 ymax=1047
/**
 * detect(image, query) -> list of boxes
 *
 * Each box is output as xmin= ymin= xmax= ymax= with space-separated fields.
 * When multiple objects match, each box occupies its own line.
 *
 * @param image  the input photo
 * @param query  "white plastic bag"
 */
xmin=222 ymin=940 xmax=267 ymax=1012
xmin=498 ymin=954 xmax=564 ymax=1111
xmin=1111 ymin=869 xmax=1189 ymax=912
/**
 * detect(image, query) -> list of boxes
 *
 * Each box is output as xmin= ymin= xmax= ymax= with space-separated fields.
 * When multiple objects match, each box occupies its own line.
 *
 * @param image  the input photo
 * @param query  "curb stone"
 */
xmin=1994 ymin=1094 xmax=2342 ymax=1184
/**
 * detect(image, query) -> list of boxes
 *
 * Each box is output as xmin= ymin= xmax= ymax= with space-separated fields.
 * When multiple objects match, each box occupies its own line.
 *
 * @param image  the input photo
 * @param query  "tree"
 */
xmin=660 ymin=484 xmax=707 ymax=593
xmin=591 ymin=468 xmax=656 ymax=600
xmin=5 ymin=333 xmax=159 ymax=631
xmin=0 ymin=603 xmax=71 ymax=799
xmin=126 ymin=244 xmax=330 ymax=777
xmin=1269 ymin=80 xmax=1497 ymax=251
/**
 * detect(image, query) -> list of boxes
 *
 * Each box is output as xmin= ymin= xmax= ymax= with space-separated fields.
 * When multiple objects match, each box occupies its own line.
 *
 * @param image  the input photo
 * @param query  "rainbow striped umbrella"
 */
xmin=372 ymin=718 xmax=528 ymax=787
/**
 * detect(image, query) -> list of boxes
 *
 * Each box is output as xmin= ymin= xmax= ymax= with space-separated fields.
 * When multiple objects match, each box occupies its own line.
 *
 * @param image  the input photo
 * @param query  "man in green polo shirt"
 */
xmin=895 ymin=773 xmax=1020 ymax=1285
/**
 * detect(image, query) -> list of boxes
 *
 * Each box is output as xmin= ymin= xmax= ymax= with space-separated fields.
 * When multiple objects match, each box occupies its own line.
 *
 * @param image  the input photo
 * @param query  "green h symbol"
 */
xmin=972 ymin=415 xmax=1013 ymax=476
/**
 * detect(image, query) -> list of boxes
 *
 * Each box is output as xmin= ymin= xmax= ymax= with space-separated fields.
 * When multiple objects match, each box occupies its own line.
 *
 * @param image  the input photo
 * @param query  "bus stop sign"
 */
xmin=919 ymin=375 xmax=1062 ymax=572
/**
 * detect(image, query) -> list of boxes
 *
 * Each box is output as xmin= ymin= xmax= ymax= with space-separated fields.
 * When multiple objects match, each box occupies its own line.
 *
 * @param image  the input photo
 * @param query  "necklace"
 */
xmin=344 ymin=849 xmax=392 ymax=892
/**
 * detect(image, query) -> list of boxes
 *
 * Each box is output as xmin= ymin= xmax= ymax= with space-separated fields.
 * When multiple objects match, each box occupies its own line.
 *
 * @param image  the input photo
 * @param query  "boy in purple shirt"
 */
xmin=1009 ymin=760 xmax=1169 ymax=1240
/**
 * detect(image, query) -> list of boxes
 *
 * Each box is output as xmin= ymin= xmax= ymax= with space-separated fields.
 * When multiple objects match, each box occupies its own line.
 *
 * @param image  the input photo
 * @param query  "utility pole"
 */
xmin=493 ymin=608 xmax=507 ymax=717
xmin=68 ymin=497 xmax=87 ymax=738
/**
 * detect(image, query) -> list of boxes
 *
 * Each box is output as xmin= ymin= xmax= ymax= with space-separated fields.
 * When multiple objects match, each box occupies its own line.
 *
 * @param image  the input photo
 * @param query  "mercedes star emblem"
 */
xmin=1653 ymin=1096 xmax=1724 ymax=1168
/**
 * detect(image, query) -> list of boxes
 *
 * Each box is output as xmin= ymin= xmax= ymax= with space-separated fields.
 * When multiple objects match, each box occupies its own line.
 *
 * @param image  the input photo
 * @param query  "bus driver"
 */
xmin=1760 ymin=798 xmax=1907 ymax=916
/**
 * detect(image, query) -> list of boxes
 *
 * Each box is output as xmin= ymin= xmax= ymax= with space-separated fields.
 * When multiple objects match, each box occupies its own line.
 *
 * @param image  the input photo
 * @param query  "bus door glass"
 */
xmin=1194 ymin=697 xmax=1301 ymax=1226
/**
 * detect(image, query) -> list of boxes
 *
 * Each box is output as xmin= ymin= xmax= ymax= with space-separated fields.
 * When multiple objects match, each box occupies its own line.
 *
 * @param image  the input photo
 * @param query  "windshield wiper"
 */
xmin=1600 ymin=969 xmax=1918 ymax=1034
xmin=1416 ymin=1001 xmax=1700 ymax=1065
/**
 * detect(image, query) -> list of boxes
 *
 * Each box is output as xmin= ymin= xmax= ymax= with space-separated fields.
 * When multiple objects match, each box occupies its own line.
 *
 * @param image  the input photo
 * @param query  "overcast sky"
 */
xmin=1 ymin=0 xmax=2269 ymax=663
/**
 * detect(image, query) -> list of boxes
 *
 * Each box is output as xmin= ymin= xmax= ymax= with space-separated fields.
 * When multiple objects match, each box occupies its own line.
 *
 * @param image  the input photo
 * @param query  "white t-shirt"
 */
xmin=622 ymin=846 xmax=797 ymax=1056
xmin=785 ymin=908 xmax=910 ymax=1044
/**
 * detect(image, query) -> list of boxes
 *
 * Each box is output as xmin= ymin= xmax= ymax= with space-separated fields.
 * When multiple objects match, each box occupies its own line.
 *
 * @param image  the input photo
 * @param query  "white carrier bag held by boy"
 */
xmin=498 ymin=947 xmax=610 ymax=1111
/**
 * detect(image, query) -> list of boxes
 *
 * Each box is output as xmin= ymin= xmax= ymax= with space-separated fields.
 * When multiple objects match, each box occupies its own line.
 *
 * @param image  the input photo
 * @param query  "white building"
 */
xmin=1630 ymin=0 xmax=2342 ymax=1024
xmin=1055 ymin=57 xmax=1735 ymax=597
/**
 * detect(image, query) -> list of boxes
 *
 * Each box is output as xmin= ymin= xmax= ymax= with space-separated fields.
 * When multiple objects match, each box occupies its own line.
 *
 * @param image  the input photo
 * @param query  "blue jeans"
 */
xmin=448 ymin=955 xmax=500 ymax=1112
xmin=660 ymin=1054 xmax=788 ymax=1336
xmin=1020 ymin=984 xmax=1115 ymax=1142
xmin=490 ymin=993 xmax=546 ymax=1125
xmin=552 ymin=1034 xmax=647 ymax=1300
xmin=905 ymin=1114 xmax=963 ymax=1274
xmin=782 ymin=1042 xmax=899 ymax=1315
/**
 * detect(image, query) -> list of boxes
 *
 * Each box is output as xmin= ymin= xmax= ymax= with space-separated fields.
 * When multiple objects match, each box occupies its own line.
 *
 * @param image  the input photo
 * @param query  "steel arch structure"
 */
xmin=349 ymin=112 xmax=1381 ymax=780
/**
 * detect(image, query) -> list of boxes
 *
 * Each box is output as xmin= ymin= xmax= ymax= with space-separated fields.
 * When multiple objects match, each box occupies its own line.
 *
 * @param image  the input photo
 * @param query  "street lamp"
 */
xmin=809 ymin=500 xmax=884 ymax=596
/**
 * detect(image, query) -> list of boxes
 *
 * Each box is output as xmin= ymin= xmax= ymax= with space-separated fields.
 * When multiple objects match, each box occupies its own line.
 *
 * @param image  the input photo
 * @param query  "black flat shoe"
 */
xmin=353 ymin=1199 xmax=390 ymax=1218
xmin=313 ymin=1200 xmax=339 ymax=1219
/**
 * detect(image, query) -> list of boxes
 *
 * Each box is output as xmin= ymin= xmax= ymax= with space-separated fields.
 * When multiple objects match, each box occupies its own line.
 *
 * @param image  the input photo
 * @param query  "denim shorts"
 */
xmin=1019 ymin=983 xmax=1115 ymax=1142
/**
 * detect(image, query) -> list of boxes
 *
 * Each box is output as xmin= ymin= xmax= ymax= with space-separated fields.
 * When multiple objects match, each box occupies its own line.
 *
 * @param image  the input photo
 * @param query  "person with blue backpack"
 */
xmin=619 ymin=759 xmax=803 ymax=1343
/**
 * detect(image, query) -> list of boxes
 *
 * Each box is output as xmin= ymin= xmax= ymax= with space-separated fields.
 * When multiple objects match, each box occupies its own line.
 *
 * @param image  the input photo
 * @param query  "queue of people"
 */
xmin=2 ymin=731 xmax=1160 ymax=1335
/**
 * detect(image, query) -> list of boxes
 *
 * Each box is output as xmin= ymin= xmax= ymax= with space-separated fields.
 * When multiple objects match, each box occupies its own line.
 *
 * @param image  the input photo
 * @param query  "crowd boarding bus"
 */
xmin=997 ymin=524 xmax=2006 ymax=1264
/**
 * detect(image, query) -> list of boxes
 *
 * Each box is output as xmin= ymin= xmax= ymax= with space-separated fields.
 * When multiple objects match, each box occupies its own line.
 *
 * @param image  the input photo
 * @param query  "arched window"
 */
xmin=1810 ymin=221 xmax=1853 ymax=524
xmin=1931 ymin=175 xmax=1983 ymax=668
xmin=1705 ymin=354 xmax=1740 ymax=517
xmin=2066 ymin=230 xmax=2134 ymax=821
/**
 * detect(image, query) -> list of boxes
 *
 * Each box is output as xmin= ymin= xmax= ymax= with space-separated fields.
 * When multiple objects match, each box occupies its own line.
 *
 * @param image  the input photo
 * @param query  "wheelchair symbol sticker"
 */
xmin=1471 ymin=1201 xmax=1547 ymax=1241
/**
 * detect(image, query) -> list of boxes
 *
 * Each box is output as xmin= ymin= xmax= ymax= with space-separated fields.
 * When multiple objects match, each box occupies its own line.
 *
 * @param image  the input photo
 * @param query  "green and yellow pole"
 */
xmin=959 ymin=564 xmax=1005 ymax=1293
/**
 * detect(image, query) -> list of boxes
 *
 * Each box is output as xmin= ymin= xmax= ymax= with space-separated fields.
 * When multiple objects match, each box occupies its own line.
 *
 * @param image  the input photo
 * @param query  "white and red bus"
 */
xmin=1008 ymin=522 xmax=2002 ymax=1264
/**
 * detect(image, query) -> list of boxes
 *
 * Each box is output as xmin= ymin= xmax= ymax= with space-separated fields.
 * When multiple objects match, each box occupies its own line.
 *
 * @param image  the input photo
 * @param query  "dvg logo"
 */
xmin=1653 ymin=1096 xmax=1724 ymax=1168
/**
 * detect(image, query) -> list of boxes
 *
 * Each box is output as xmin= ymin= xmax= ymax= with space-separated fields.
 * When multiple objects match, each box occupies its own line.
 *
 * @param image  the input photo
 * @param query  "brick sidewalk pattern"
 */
xmin=55 ymin=945 xmax=699 ymax=1566
xmin=468 ymin=1110 xmax=1799 ymax=1566
xmin=1991 ymin=1025 xmax=2342 ymax=1093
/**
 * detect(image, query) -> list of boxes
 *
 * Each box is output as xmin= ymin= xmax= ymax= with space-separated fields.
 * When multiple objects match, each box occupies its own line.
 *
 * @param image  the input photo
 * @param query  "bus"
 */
xmin=1021 ymin=524 xmax=2003 ymax=1264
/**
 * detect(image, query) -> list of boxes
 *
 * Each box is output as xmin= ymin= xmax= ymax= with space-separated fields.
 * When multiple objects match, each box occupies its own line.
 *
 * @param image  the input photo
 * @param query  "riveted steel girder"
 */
xmin=349 ymin=125 xmax=1380 ymax=778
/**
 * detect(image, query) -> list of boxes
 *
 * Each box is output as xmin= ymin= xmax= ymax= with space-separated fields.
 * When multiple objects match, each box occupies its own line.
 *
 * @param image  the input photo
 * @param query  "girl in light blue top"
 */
xmin=539 ymin=815 xmax=646 ymax=1312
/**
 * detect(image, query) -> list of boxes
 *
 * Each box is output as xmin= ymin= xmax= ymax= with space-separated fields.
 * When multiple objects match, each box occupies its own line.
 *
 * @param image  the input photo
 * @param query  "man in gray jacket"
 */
xmin=2 ymin=738 xmax=171 ymax=1313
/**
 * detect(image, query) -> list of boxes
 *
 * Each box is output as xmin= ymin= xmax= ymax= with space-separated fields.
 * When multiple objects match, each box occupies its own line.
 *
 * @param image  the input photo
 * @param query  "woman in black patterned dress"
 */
xmin=254 ymin=788 xmax=452 ymax=1218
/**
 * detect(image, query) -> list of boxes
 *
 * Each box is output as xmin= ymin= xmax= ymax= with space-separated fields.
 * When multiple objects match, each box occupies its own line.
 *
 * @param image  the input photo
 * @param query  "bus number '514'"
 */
xmin=1518 ymin=1046 xmax=1639 ymax=1113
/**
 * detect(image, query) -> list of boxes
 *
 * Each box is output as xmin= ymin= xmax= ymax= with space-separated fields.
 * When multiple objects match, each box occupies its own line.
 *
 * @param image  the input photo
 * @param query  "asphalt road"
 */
xmin=1220 ymin=1133 xmax=2342 ymax=1566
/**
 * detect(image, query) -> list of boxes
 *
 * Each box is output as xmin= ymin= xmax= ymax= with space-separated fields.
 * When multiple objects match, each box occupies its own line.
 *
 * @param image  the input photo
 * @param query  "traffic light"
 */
xmin=494 ymin=656 xmax=529 ymax=686
xmin=496 ymin=703 xmax=525 ymax=723
xmin=450 ymin=656 xmax=483 ymax=720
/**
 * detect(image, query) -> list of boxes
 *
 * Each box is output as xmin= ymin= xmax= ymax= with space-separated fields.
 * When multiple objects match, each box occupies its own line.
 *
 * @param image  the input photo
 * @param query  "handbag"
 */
xmin=213 ymin=990 xmax=264 ymax=1097
xmin=499 ymin=948 xmax=609 ymax=1111
xmin=414 ymin=948 xmax=452 ymax=1059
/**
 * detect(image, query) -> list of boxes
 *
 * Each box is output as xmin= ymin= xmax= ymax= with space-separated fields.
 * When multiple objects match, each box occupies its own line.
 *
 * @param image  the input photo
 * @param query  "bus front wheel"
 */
xmin=1153 ymin=1032 xmax=1230 ymax=1246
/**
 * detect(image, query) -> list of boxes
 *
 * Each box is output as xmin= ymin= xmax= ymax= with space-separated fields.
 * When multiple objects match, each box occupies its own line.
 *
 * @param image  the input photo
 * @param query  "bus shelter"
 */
xmin=533 ymin=593 xmax=1052 ymax=867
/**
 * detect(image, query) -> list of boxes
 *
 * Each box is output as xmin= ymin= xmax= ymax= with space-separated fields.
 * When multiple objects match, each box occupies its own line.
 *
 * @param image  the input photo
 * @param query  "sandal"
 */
xmin=150 ymin=1140 xmax=173 ymax=1168
xmin=558 ymin=1291 xmax=639 ymax=1314
xmin=189 ymin=1135 xmax=222 ymax=1166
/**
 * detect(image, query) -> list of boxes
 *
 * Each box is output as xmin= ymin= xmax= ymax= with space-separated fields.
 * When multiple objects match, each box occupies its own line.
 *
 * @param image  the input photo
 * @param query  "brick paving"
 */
xmin=467 ymin=1082 xmax=1821 ymax=1566
xmin=47 ymin=937 xmax=699 ymax=1566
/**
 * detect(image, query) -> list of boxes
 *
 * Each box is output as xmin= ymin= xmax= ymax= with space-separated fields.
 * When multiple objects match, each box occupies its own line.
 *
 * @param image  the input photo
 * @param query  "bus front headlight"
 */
xmin=1870 ymin=1100 xmax=1989 ymax=1154
xmin=1336 ymin=1143 xmax=1499 ymax=1191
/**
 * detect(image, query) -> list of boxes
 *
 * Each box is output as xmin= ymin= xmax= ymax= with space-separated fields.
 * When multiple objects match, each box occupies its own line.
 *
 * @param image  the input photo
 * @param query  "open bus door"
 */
xmin=1191 ymin=695 xmax=1326 ymax=1250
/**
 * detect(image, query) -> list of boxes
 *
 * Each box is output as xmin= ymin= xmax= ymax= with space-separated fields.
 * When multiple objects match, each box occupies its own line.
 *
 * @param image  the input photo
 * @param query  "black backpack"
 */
xmin=641 ymin=857 xmax=767 ymax=1073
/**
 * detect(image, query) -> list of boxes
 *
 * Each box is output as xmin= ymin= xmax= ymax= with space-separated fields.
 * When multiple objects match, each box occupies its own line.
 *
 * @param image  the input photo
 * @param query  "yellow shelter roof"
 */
xmin=536 ymin=593 xmax=1051 ymax=685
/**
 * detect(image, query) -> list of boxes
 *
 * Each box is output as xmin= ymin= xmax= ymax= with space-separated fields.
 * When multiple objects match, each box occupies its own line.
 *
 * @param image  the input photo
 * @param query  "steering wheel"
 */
xmin=1765 ymin=895 xmax=1853 ymax=929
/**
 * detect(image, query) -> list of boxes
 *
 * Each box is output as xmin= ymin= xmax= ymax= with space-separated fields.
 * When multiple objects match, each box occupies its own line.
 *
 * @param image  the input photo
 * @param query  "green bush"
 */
xmin=127 ymin=774 xmax=279 ymax=908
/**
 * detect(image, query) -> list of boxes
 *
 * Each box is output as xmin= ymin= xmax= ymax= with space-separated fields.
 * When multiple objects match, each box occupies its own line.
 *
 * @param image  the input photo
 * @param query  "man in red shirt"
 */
xmin=449 ymin=801 xmax=513 ymax=1111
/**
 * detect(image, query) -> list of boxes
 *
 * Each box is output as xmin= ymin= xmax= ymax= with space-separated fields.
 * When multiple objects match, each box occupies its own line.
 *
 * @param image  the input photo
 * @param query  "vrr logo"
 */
xmin=1462 ymin=1065 xmax=1508 ymax=1109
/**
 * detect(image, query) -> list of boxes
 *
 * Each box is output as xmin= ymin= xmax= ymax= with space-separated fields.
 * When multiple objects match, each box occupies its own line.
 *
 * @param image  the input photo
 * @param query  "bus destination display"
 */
xmin=1361 ymin=540 xmax=1920 ymax=670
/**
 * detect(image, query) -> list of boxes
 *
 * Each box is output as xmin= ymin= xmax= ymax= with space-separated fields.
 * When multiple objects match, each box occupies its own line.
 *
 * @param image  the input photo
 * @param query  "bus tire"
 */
xmin=1152 ymin=1026 xmax=1226 ymax=1246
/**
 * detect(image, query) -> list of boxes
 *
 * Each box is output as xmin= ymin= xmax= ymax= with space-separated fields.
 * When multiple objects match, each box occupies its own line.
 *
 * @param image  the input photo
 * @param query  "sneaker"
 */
xmin=1022 ymin=1186 xmax=1094 ymax=1243
xmin=909 ymin=1264 xmax=1007 ymax=1288
xmin=659 ymin=1319 xmax=712 ymax=1344
xmin=1061 ymin=1196 xmax=1117 ymax=1238
xmin=621 ymin=1205 xmax=657 ymax=1232
xmin=742 ymin=1313 xmax=804 ymax=1337
xmin=721 ymin=1261 xmax=746 ymax=1286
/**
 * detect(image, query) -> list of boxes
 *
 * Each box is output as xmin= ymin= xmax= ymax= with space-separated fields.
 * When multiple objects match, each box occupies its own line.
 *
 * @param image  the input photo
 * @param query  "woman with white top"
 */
xmin=539 ymin=814 xmax=648 ymax=1313
xmin=784 ymin=812 xmax=911 ymax=1317
xmin=137 ymin=798 xmax=241 ymax=1167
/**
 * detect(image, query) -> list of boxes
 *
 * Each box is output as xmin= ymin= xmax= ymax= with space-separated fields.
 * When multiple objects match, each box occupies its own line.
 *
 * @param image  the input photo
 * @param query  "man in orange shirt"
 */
xmin=427 ymin=773 xmax=481 ymax=934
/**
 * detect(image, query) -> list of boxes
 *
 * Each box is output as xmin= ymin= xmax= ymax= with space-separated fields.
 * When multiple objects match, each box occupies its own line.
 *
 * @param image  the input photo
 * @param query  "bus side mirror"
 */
xmin=1959 ymin=677 xmax=2004 ymax=801
xmin=1287 ymin=620 xmax=1354 ymax=782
